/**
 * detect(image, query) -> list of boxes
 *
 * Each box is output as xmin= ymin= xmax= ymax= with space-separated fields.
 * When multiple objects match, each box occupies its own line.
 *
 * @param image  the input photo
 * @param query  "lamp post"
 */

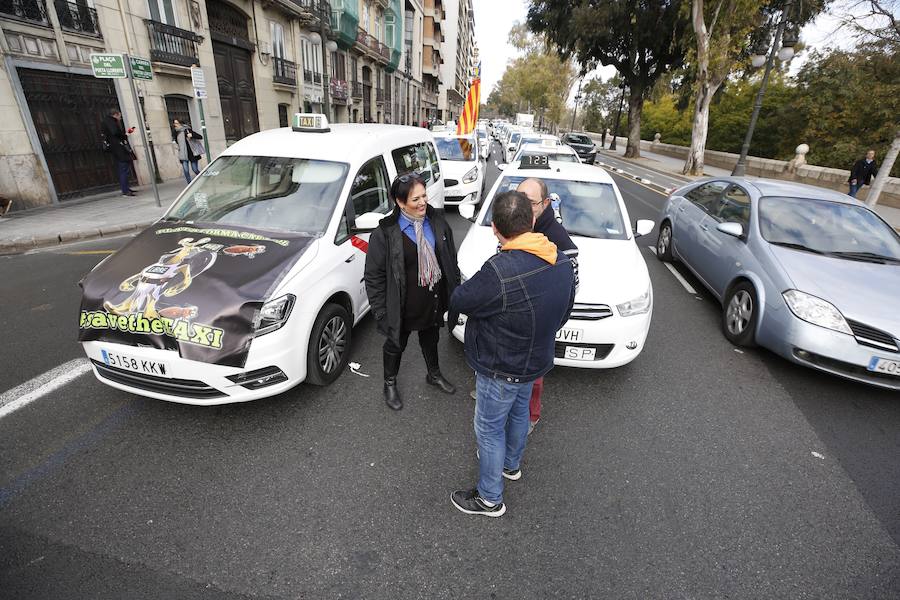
xmin=311 ymin=7 xmax=339 ymax=122
xmin=731 ymin=0 xmax=797 ymax=176
xmin=609 ymin=81 xmax=626 ymax=152
xmin=570 ymin=76 xmax=583 ymax=131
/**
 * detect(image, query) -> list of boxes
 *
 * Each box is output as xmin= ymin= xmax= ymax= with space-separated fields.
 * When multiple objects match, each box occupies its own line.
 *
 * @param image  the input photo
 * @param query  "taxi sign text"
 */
xmin=292 ymin=113 xmax=330 ymax=132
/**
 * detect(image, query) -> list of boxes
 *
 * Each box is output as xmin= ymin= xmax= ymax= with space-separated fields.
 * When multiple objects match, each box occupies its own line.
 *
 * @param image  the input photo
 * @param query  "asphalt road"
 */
xmin=1 ymin=140 xmax=898 ymax=599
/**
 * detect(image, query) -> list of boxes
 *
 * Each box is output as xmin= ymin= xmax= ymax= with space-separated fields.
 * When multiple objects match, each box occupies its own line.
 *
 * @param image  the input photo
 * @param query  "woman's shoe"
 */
xmin=384 ymin=377 xmax=403 ymax=410
xmin=426 ymin=372 xmax=456 ymax=395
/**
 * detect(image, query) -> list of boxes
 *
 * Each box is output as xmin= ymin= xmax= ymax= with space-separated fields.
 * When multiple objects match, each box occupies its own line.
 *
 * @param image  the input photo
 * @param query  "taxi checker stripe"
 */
xmin=350 ymin=235 xmax=369 ymax=253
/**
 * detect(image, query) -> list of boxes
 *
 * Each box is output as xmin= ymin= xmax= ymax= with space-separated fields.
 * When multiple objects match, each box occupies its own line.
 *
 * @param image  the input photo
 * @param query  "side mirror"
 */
xmin=458 ymin=203 xmax=476 ymax=221
xmin=634 ymin=219 xmax=654 ymax=237
xmin=354 ymin=211 xmax=385 ymax=231
xmin=716 ymin=222 xmax=744 ymax=238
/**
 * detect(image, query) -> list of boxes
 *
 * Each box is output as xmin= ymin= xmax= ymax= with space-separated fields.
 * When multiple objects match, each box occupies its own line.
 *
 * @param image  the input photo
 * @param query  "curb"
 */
xmin=597 ymin=151 xmax=695 ymax=185
xmin=596 ymin=161 xmax=676 ymax=196
xmin=0 ymin=220 xmax=155 ymax=256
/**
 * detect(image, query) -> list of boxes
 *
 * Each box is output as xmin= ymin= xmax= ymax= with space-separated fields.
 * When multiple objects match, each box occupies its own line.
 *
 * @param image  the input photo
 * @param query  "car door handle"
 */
xmin=345 ymin=255 xmax=355 ymax=263
xmin=700 ymin=224 xmax=709 ymax=231
xmin=677 ymin=206 xmax=686 ymax=213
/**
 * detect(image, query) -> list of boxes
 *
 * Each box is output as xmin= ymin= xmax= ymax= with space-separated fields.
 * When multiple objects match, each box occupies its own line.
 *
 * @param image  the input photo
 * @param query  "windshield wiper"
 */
xmin=769 ymin=241 xmax=826 ymax=255
xmin=827 ymin=251 xmax=900 ymax=264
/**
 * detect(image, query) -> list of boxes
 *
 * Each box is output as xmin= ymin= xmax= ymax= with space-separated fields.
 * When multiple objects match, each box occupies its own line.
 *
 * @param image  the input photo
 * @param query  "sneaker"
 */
xmin=469 ymin=389 xmax=477 ymax=401
xmin=502 ymin=467 xmax=522 ymax=481
xmin=450 ymin=488 xmax=506 ymax=517
xmin=528 ymin=418 xmax=540 ymax=435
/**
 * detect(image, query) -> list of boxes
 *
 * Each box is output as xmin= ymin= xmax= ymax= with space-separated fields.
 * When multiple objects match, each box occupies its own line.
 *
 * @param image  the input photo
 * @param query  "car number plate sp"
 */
xmin=564 ymin=346 xmax=596 ymax=361
xmin=868 ymin=356 xmax=900 ymax=377
xmin=555 ymin=328 xmax=584 ymax=343
xmin=102 ymin=349 xmax=171 ymax=378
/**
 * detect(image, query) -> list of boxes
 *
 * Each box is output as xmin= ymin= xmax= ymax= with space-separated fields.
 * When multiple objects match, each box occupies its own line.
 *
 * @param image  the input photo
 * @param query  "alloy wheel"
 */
xmin=318 ymin=316 xmax=346 ymax=374
xmin=658 ymin=225 xmax=671 ymax=255
xmin=726 ymin=290 xmax=753 ymax=336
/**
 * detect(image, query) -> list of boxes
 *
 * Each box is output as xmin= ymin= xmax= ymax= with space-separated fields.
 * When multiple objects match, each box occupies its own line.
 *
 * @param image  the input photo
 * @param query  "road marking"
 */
xmin=663 ymin=263 xmax=698 ymax=295
xmin=0 ymin=359 xmax=92 ymax=420
xmin=647 ymin=246 xmax=658 ymax=255
xmin=65 ymin=250 xmax=116 ymax=255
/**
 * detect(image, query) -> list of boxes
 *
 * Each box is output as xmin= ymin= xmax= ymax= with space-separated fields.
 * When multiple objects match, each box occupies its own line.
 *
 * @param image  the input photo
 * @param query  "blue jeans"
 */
xmin=474 ymin=373 xmax=534 ymax=504
xmin=848 ymin=182 xmax=861 ymax=197
xmin=117 ymin=161 xmax=131 ymax=194
xmin=181 ymin=159 xmax=200 ymax=182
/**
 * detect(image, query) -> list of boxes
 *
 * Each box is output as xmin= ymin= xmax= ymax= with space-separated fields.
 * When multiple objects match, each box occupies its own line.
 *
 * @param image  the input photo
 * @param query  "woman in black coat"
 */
xmin=364 ymin=173 xmax=460 ymax=410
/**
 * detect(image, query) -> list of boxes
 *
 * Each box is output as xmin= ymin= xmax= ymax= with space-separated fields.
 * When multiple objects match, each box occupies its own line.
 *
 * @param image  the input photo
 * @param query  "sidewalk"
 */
xmin=598 ymin=142 xmax=900 ymax=230
xmin=0 ymin=181 xmax=182 ymax=255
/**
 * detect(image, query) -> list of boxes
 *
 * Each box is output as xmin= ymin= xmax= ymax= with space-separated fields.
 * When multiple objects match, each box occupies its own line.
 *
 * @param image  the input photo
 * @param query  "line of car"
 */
xmin=76 ymin=113 xmax=899 ymax=406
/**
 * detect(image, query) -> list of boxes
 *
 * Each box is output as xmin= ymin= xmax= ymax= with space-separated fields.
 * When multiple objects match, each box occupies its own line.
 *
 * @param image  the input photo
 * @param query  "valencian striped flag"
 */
xmin=456 ymin=62 xmax=481 ymax=135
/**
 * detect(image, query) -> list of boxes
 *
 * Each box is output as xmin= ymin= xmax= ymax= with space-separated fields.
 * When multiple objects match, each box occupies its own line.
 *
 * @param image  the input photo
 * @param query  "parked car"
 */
xmin=433 ymin=131 xmax=485 ymax=207
xmin=562 ymin=132 xmax=597 ymax=164
xmin=656 ymin=177 xmax=900 ymax=390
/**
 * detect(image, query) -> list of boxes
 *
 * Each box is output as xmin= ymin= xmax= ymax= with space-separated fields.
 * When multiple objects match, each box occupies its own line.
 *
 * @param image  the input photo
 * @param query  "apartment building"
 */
xmin=436 ymin=0 xmax=471 ymax=123
xmin=0 ymin=0 xmax=404 ymax=209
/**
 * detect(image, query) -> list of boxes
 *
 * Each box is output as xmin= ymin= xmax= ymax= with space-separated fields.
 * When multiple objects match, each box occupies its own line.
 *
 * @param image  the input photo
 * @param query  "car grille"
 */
xmin=92 ymin=360 xmax=226 ymax=399
xmin=846 ymin=320 xmax=899 ymax=352
xmin=444 ymin=179 xmax=459 ymax=187
xmin=554 ymin=343 xmax=614 ymax=360
xmin=569 ymin=303 xmax=613 ymax=320
xmin=445 ymin=196 xmax=464 ymax=204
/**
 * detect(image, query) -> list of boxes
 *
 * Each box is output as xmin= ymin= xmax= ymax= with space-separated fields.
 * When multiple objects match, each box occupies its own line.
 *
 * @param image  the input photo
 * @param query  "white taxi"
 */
xmin=512 ymin=140 xmax=581 ymax=164
xmin=432 ymin=131 xmax=485 ymax=207
xmin=78 ymin=114 xmax=444 ymax=405
xmin=454 ymin=158 xmax=655 ymax=368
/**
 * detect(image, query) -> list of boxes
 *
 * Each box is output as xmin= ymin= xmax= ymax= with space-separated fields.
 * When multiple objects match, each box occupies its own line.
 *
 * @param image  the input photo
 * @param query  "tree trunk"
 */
xmin=683 ymin=80 xmax=721 ymax=176
xmin=866 ymin=130 xmax=900 ymax=209
xmin=625 ymin=88 xmax=643 ymax=159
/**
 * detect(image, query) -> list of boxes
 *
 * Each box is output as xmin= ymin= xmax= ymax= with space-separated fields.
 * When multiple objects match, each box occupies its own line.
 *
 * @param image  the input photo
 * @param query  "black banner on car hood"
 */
xmin=78 ymin=223 xmax=317 ymax=367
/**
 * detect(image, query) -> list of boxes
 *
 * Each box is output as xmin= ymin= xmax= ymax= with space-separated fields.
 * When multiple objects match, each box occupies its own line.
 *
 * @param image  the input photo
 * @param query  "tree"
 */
xmin=527 ymin=0 xmax=689 ymax=158
xmin=579 ymin=76 xmax=623 ymax=133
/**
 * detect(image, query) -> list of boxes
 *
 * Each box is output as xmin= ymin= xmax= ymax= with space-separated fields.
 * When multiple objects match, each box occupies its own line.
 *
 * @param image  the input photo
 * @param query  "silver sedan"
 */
xmin=656 ymin=177 xmax=900 ymax=390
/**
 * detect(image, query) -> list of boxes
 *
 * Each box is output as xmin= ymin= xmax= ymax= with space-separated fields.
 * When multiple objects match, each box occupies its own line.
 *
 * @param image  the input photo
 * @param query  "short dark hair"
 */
xmin=492 ymin=191 xmax=533 ymax=238
xmin=390 ymin=172 xmax=425 ymax=205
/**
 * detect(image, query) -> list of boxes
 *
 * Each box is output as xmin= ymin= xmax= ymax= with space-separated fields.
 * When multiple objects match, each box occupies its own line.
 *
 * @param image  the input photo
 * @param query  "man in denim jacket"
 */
xmin=449 ymin=191 xmax=576 ymax=517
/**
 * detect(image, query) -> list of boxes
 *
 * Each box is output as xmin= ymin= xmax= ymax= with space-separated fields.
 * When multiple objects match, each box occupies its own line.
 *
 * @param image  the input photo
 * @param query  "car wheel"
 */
xmin=306 ymin=303 xmax=352 ymax=386
xmin=722 ymin=282 xmax=758 ymax=347
xmin=656 ymin=221 xmax=675 ymax=262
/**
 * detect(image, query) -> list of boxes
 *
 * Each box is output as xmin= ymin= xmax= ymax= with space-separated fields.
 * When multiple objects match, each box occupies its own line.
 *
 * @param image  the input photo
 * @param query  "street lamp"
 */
xmin=311 ymin=11 xmax=339 ymax=122
xmin=732 ymin=0 xmax=797 ymax=176
xmin=570 ymin=76 xmax=583 ymax=131
xmin=609 ymin=81 xmax=626 ymax=152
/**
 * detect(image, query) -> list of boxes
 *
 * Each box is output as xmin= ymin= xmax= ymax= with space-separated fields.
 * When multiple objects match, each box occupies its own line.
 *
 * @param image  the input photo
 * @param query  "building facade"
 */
xmin=0 ymin=0 xmax=410 ymax=209
xmin=436 ymin=0 xmax=471 ymax=123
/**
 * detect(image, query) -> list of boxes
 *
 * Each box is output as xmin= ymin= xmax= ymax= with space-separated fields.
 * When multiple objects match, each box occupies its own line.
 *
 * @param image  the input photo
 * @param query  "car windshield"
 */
xmin=567 ymin=134 xmax=592 ymax=144
xmin=435 ymin=137 xmax=476 ymax=161
xmin=481 ymin=176 xmax=627 ymax=240
xmin=166 ymin=156 xmax=348 ymax=235
xmin=759 ymin=196 xmax=900 ymax=260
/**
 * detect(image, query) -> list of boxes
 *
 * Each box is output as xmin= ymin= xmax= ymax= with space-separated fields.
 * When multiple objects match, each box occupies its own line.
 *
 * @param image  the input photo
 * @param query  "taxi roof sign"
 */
xmin=292 ymin=113 xmax=330 ymax=133
xmin=540 ymin=138 xmax=558 ymax=148
xmin=519 ymin=154 xmax=551 ymax=169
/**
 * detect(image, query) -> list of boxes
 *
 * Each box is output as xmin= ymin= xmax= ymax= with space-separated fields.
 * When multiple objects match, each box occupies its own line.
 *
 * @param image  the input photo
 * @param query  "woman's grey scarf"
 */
xmin=402 ymin=210 xmax=442 ymax=290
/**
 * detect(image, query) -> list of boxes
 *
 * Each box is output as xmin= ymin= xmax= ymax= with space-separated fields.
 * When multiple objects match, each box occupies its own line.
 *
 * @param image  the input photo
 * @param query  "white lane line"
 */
xmin=647 ymin=246 xmax=657 ymax=255
xmin=0 ymin=359 xmax=92 ymax=420
xmin=663 ymin=263 xmax=698 ymax=295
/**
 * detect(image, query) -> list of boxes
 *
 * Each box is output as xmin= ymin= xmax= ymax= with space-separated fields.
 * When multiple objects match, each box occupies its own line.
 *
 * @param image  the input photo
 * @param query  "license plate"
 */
xmin=564 ymin=346 xmax=596 ymax=361
xmin=556 ymin=328 xmax=584 ymax=343
xmin=102 ymin=349 xmax=170 ymax=378
xmin=868 ymin=356 xmax=900 ymax=376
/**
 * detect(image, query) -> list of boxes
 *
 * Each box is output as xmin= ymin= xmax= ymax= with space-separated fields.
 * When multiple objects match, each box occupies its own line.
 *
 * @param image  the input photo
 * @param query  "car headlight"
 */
xmin=463 ymin=167 xmax=478 ymax=184
xmin=617 ymin=287 xmax=652 ymax=317
xmin=782 ymin=290 xmax=852 ymax=335
xmin=255 ymin=294 xmax=296 ymax=336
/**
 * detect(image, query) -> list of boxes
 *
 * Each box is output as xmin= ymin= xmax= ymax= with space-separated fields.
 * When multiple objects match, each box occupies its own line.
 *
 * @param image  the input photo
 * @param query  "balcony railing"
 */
xmin=376 ymin=87 xmax=384 ymax=103
xmin=145 ymin=20 xmax=202 ymax=67
xmin=55 ymin=0 xmax=100 ymax=36
xmin=303 ymin=69 xmax=313 ymax=83
xmin=351 ymin=81 xmax=362 ymax=98
xmin=291 ymin=0 xmax=330 ymax=27
xmin=313 ymin=71 xmax=322 ymax=84
xmin=0 ymin=0 xmax=48 ymax=24
xmin=273 ymin=57 xmax=296 ymax=85
xmin=356 ymin=26 xmax=390 ymax=64
xmin=330 ymin=78 xmax=348 ymax=102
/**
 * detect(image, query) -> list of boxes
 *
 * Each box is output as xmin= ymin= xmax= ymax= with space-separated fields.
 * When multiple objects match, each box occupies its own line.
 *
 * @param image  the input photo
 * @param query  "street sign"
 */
xmin=90 ymin=54 xmax=126 ymax=78
xmin=191 ymin=66 xmax=206 ymax=89
xmin=194 ymin=88 xmax=208 ymax=99
xmin=130 ymin=57 xmax=153 ymax=81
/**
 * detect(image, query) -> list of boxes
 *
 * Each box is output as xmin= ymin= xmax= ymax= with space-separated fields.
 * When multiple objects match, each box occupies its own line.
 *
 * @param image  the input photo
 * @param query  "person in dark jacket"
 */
xmin=848 ymin=150 xmax=878 ymax=198
xmin=364 ymin=173 xmax=461 ymax=410
xmin=173 ymin=119 xmax=205 ymax=183
xmin=517 ymin=177 xmax=578 ymax=435
xmin=449 ymin=191 xmax=575 ymax=517
xmin=101 ymin=109 xmax=136 ymax=196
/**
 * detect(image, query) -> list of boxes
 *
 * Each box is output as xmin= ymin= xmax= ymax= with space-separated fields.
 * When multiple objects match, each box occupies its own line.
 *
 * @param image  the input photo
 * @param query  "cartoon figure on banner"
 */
xmin=103 ymin=237 xmax=218 ymax=319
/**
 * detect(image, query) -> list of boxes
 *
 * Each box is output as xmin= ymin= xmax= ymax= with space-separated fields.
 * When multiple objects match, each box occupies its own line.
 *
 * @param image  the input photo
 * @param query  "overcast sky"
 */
xmin=471 ymin=0 xmax=875 ymax=106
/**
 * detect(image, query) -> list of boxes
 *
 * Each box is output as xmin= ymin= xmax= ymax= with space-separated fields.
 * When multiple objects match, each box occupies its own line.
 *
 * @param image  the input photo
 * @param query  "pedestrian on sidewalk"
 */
xmin=848 ymin=150 xmax=879 ymax=198
xmin=173 ymin=119 xmax=205 ymax=183
xmin=101 ymin=109 xmax=136 ymax=197
xmin=449 ymin=191 xmax=575 ymax=517
xmin=364 ymin=173 xmax=460 ymax=411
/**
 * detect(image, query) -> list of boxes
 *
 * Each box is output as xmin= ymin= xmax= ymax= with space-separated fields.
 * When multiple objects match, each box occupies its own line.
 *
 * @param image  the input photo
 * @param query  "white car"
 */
xmin=433 ymin=131 xmax=485 ymax=207
xmin=476 ymin=128 xmax=490 ymax=160
xmin=512 ymin=141 xmax=581 ymax=164
xmin=508 ymin=133 xmax=561 ymax=164
xmin=455 ymin=160 xmax=655 ymax=368
xmin=78 ymin=114 xmax=444 ymax=405
xmin=504 ymin=128 xmax=522 ymax=163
